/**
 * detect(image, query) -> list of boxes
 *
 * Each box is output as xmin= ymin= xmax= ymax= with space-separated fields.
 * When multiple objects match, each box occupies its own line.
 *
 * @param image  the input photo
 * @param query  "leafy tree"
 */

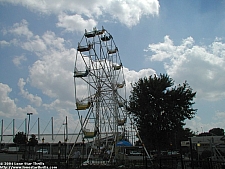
xmin=179 ymin=128 xmax=195 ymax=140
xmin=27 ymin=134 xmax=38 ymax=159
xmin=209 ymin=128 xmax=224 ymax=136
xmin=28 ymin=134 xmax=38 ymax=146
xmin=13 ymin=132 xmax=27 ymax=145
xmin=128 ymin=74 xmax=197 ymax=150
xmin=198 ymin=132 xmax=212 ymax=136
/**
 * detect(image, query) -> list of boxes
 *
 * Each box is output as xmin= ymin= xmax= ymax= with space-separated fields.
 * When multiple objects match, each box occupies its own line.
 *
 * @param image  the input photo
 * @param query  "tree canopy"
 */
xmin=128 ymin=74 xmax=197 ymax=150
xmin=199 ymin=128 xmax=224 ymax=136
xmin=209 ymin=128 xmax=224 ymax=136
xmin=28 ymin=134 xmax=38 ymax=146
xmin=13 ymin=132 xmax=27 ymax=145
xmin=13 ymin=132 xmax=38 ymax=147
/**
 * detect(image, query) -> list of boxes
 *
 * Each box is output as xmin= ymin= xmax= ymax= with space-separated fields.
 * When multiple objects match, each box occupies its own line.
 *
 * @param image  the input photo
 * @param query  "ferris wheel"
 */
xmin=73 ymin=27 xmax=130 ymax=159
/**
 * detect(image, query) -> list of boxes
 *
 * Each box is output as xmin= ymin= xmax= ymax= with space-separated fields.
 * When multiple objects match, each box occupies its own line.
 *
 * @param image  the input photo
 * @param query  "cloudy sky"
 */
xmin=1 ymin=0 xmax=225 ymax=139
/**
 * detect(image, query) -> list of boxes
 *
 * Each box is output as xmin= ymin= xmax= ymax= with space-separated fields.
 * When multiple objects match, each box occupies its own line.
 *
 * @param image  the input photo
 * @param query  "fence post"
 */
xmin=189 ymin=138 xmax=194 ymax=169
xmin=58 ymin=141 xmax=61 ymax=168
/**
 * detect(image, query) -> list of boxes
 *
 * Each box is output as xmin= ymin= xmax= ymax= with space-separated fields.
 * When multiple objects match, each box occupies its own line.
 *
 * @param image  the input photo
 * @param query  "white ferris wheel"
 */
xmin=71 ymin=27 xmax=151 ymax=165
xmin=73 ymin=27 xmax=131 ymax=154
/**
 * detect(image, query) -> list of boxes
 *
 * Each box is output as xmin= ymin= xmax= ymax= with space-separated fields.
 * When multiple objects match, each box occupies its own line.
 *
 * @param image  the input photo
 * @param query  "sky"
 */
xmin=1 ymin=0 xmax=225 ymax=139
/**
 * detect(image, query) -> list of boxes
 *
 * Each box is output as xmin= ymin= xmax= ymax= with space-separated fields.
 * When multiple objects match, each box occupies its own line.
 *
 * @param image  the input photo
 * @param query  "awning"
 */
xmin=116 ymin=140 xmax=132 ymax=147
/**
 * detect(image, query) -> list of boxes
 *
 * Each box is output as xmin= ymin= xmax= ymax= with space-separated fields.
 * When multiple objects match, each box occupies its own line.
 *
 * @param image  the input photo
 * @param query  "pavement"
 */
xmin=0 ymin=152 xmax=22 ymax=162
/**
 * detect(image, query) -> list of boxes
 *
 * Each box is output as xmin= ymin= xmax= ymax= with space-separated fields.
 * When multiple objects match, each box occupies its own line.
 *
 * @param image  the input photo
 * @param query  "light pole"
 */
xmin=27 ymin=113 xmax=33 ymax=138
xmin=27 ymin=113 xmax=33 ymax=160
xmin=63 ymin=122 xmax=67 ymax=161
xmin=42 ymin=137 xmax=45 ymax=159
xmin=63 ymin=123 xmax=66 ymax=142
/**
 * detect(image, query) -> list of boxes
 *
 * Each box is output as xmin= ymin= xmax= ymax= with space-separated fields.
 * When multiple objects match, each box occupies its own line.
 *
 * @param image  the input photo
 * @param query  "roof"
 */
xmin=116 ymin=140 xmax=133 ymax=147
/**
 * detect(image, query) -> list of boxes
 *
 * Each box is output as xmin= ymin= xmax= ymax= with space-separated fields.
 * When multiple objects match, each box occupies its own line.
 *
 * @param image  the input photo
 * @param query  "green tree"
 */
xmin=209 ymin=128 xmax=224 ymax=136
xmin=28 ymin=134 xmax=38 ymax=146
xmin=28 ymin=134 xmax=38 ymax=159
xmin=178 ymin=128 xmax=195 ymax=141
xmin=128 ymin=74 xmax=197 ymax=150
xmin=13 ymin=132 xmax=27 ymax=145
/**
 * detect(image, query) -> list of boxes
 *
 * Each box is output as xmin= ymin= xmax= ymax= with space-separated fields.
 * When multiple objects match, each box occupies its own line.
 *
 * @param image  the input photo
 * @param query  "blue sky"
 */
xmin=1 ymin=0 xmax=225 ymax=139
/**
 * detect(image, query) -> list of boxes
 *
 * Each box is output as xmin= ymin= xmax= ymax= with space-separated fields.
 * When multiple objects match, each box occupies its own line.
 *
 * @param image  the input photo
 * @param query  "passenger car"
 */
xmin=36 ymin=149 xmax=48 ymax=154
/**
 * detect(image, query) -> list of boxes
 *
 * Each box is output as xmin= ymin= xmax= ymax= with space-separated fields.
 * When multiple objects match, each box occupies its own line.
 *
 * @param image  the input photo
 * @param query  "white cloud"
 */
xmin=109 ymin=0 xmax=159 ymax=27
xmin=124 ymin=67 xmax=156 ymax=84
xmin=18 ymin=78 xmax=42 ymax=107
xmin=124 ymin=67 xmax=156 ymax=96
xmin=57 ymin=13 xmax=97 ymax=32
xmin=5 ymin=20 xmax=68 ymax=60
xmin=146 ymin=36 xmax=225 ymax=101
xmin=22 ymin=35 xmax=46 ymax=52
xmin=185 ymin=111 xmax=225 ymax=134
xmin=42 ymin=31 xmax=65 ymax=50
xmin=28 ymin=45 xmax=75 ymax=102
xmin=3 ymin=20 xmax=75 ymax=119
xmin=20 ymin=31 xmax=75 ymax=112
xmin=148 ymin=36 xmax=173 ymax=60
xmin=0 ymin=83 xmax=37 ymax=118
xmin=0 ymin=0 xmax=159 ymax=28
xmin=8 ymin=19 xmax=33 ymax=38
xmin=214 ymin=111 xmax=225 ymax=123
xmin=2 ymin=0 xmax=104 ymax=16
xmin=0 ymin=40 xmax=10 ymax=47
xmin=13 ymin=55 xmax=27 ymax=67
xmin=185 ymin=116 xmax=202 ymax=133
xmin=3 ymin=20 xmax=46 ymax=53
